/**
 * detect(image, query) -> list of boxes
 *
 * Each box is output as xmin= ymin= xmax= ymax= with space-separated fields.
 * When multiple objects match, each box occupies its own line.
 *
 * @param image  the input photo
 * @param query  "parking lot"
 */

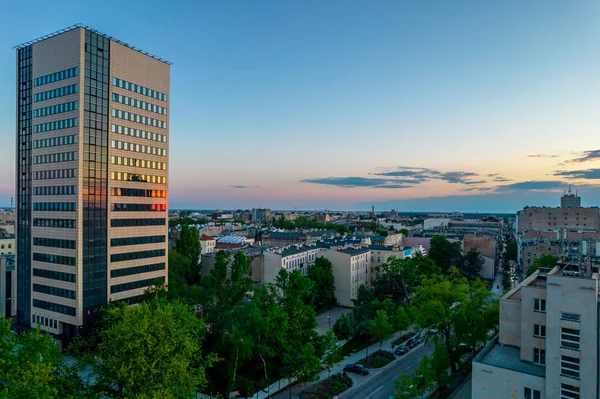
xmin=315 ymin=307 xmax=352 ymax=334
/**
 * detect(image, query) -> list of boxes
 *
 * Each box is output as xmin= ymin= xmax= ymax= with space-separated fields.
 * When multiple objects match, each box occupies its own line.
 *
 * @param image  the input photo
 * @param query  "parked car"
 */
xmin=407 ymin=335 xmax=422 ymax=348
xmin=343 ymin=363 xmax=369 ymax=375
xmin=395 ymin=344 xmax=409 ymax=355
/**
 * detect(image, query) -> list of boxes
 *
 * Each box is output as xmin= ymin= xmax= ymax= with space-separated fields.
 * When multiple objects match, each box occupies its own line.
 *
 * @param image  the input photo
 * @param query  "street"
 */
xmin=340 ymin=343 xmax=433 ymax=399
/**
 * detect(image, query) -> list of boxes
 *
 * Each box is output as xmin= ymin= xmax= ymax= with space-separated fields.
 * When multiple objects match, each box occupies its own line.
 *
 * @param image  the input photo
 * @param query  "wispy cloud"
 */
xmin=554 ymin=169 xmax=600 ymax=179
xmin=301 ymin=177 xmax=396 ymax=188
xmin=565 ymin=150 xmax=600 ymax=163
xmin=492 ymin=177 xmax=511 ymax=182
xmin=527 ymin=154 xmax=560 ymax=158
xmin=231 ymin=185 xmax=258 ymax=189
xmin=495 ymin=180 xmax=565 ymax=191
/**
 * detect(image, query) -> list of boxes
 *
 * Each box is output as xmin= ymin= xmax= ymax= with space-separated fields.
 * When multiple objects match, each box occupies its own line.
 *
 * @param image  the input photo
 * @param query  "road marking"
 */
xmin=364 ymin=385 xmax=384 ymax=399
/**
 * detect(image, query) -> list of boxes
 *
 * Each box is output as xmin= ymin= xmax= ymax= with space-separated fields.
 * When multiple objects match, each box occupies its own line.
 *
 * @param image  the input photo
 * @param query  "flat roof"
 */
xmin=476 ymin=342 xmax=545 ymax=378
xmin=14 ymin=24 xmax=172 ymax=65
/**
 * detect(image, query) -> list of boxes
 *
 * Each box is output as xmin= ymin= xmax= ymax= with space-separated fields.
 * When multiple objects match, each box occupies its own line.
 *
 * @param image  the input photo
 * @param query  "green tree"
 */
xmin=428 ymin=235 xmax=463 ymax=273
xmin=394 ymin=373 xmax=419 ymax=399
xmin=430 ymin=341 xmax=451 ymax=386
xmin=175 ymin=225 xmax=201 ymax=284
xmin=307 ymin=256 xmax=337 ymax=311
xmin=413 ymin=272 xmax=496 ymax=374
xmin=372 ymin=257 xmax=421 ymax=307
xmin=333 ymin=313 xmax=356 ymax=340
xmin=89 ymin=297 xmax=217 ymax=398
xmin=168 ymin=249 xmax=192 ymax=289
xmin=526 ymin=254 xmax=559 ymax=277
xmin=392 ymin=306 xmax=411 ymax=332
xmin=399 ymin=228 xmax=410 ymax=236
xmin=460 ymin=248 xmax=484 ymax=280
xmin=322 ymin=330 xmax=342 ymax=379
xmin=505 ymin=240 xmax=518 ymax=261
xmin=369 ymin=310 xmax=393 ymax=351
xmin=351 ymin=284 xmax=376 ymax=333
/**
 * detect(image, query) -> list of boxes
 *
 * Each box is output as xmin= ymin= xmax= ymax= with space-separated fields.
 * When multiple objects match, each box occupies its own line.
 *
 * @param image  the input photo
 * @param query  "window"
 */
xmin=110 ymin=156 xmax=166 ymax=171
xmin=33 ymin=283 xmax=76 ymax=300
xmin=561 ymin=355 xmax=580 ymax=379
xmin=533 ymin=348 xmax=545 ymax=365
xmin=111 ymin=124 xmax=166 ymax=143
xmin=110 ymin=218 xmax=166 ymax=227
xmin=111 ymin=109 xmax=167 ymax=129
xmin=34 ymin=84 xmax=78 ymax=102
xmin=111 ymin=93 xmax=167 ymax=115
xmin=34 ymin=66 xmax=78 ymax=87
xmin=111 ymin=276 xmax=165 ymax=294
xmin=111 ymin=235 xmax=166 ymax=247
xmin=534 ymin=298 xmax=546 ymax=312
xmin=524 ymin=388 xmax=541 ymax=399
xmin=111 ymin=262 xmax=166 ymax=278
xmin=561 ymin=328 xmax=580 ymax=350
xmin=33 ymin=299 xmax=76 ymax=316
xmin=33 ymin=117 xmax=78 ymax=133
xmin=561 ymin=383 xmax=580 ymax=399
xmin=33 ymin=268 xmax=76 ymax=283
xmin=534 ymin=324 xmax=546 ymax=338
xmin=34 ymin=135 xmax=78 ymax=149
xmin=33 ymin=218 xmax=76 ymax=228
xmin=33 ymin=202 xmax=76 ymax=211
xmin=33 ymin=253 xmax=76 ymax=266
xmin=110 ymin=139 xmax=166 ymax=157
xmin=561 ymin=312 xmax=581 ymax=322
xmin=33 ymin=100 xmax=78 ymax=118
xmin=33 ymin=237 xmax=76 ymax=249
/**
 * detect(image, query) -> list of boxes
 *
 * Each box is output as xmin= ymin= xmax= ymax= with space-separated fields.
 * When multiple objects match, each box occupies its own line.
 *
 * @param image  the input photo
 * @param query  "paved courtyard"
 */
xmin=315 ymin=306 xmax=351 ymax=335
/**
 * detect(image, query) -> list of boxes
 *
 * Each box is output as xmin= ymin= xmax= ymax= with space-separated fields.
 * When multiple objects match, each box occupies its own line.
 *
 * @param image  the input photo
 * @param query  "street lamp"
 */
xmin=327 ymin=315 xmax=331 ymax=330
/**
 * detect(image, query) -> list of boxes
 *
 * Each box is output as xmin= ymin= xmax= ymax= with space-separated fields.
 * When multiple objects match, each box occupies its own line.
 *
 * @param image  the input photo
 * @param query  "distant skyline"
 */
xmin=1 ymin=1 xmax=600 ymax=212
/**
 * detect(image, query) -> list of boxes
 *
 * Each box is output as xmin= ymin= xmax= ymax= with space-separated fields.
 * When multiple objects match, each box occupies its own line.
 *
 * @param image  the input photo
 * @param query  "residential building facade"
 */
xmin=0 ymin=237 xmax=15 ymax=256
xmin=472 ymin=266 xmax=593 ymax=399
xmin=199 ymin=234 xmax=216 ymax=255
xmin=15 ymin=25 xmax=169 ymax=337
xmin=263 ymin=245 xmax=324 ymax=283
xmin=323 ymin=248 xmax=371 ymax=307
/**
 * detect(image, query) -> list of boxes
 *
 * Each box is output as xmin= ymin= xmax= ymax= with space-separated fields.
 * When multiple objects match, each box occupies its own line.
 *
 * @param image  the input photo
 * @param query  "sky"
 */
xmin=1 ymin=0 xmax=600 ymax=212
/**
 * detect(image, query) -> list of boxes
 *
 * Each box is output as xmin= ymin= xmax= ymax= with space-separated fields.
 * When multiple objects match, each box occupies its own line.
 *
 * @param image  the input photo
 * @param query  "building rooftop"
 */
xmin=475 ymin=340 xmax=545 ymax=378
xmin=280 ymin=245 xmax=320 ymax=257
xmin=217 ymin=236 xmax=246 ymax=244
xmin=200 ymin=234 xmax=214 ymax=241
xmin=337 ymin=247 xmax=371 ymax=256
xmin=14 ymin=24 xmax=172 ymax=64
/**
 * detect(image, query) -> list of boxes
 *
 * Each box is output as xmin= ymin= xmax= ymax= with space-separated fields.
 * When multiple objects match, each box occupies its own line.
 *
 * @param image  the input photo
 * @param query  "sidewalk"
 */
xmin=269 ymin=329 xmax=411 ymax=399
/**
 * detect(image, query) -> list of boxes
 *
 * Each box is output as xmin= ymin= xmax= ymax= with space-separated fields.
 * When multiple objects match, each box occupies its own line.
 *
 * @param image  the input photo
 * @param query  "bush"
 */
xmin=356 ymin=349 xmax=395 ymax=368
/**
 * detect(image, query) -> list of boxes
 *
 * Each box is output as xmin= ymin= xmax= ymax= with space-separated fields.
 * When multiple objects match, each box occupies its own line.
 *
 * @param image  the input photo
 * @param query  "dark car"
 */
xmin=394 ymin=344 xmax=409 ymax=355
xmin=343 ymin=363 xmax=369 ymax=375
xmin=407 ymin=335 xmax=423 ymax=348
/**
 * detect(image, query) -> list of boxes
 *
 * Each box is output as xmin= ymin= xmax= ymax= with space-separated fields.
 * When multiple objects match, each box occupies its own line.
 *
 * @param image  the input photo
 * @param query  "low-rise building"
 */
xmin=262 ymin=231 xmax=322 ymax=247
xmin=263 ymin=245 xmax=324 ymax=284
xmin=200 ymin=247 xmax=265 ymax=288
xmin=464 ymin=233 xmax=499 ymax=280
xmin=200 ymin=234 xmax=216 ymax=255
xmin=472 ymin=265 xmax=594 ymax=399
xmin=0 ymin=236 xmax=15 ymax=256
xmin=323 ymin=248 xmax=371 ymax=307
xmin=0 ymin=254 xmax=16 ymax=319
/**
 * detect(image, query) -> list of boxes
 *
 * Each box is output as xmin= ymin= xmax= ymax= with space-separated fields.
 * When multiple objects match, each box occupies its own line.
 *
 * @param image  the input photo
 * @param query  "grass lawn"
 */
xmin=298 ymin=373 xmax=352 ymax=399
xmin=356 ymin=349 xmax=395 ymax=368
xmin=339 ymin=334 xmax=370 ymax=358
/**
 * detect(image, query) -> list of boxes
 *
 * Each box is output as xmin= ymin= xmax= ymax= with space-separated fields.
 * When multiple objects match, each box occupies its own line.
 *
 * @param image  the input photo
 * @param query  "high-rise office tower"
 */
xmin=15 ymin=25 xmax=169 ymax=337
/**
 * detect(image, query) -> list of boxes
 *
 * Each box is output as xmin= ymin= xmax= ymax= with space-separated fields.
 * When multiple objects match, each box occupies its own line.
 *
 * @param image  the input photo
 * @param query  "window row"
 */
xmin=33 ymin=237 xmax=76 ymax=250
xmin=34 ymin=168 xmax=77 ymax=180
xmin=111 ymin=276 xmax=165 ymax=294
xmin=32 ymin=314 xmax=58 ymax=330
xmin=112 ymin=93 xmax=167 ymax=115
xmin=34 ymin=202 xmax=77 ymax=212
xmin=561 ymin=355 xmax=580 ymax=379
xmin=33 ymin=101 xmax=78 ymax=118
xmin=34 ymin=134 xmax=77 ymax=149
xmin=33 ymin=267 xmax=76 ymax=283
xmin=33 ymin=185 xmax=77 ymax=196
xmin=111 ymin=109 xmax=167 ymax=129
xmin=34 ymin=84 xmax=78 ymax=102
xmin=111 ymin=218 xmax=166 ymax=227
xmin=561 ymin=383 xmax=581 ymax=399
xmin=111 ymin=262 xmax=166 ymax=278
xmin=110 ymin=172 xmax=167 ymax=185
xmin=111 ymin=235 xmax=166 ymax=247
xmin=112 ymin=203 xmax=167 ymax=212
xmin=33 ymin=298 xmax=76 ymax=316
xmin=33 ymin=283 xmax=76 ymax=300
xmin=111 ymin=139 xmax=167 ymax=157
xmin=111 ymin=124 xmax=167 ymax=143
xmin=111 ymin=249 xmax=165 ymax=263
xmin=33 ymin=151 xmax=77 ymax=164
xmin=111 ymin=188 xmax=167 ymax=198
xmin=561 ymin=312 xmax=581 ymax=323
xmin=561 ymin=327 xmax=580 ymax=351
xmin=34 ymin=67 xmax=78 ymax=87
xmin=112 ymin=77 xmax=167 ymax=102
xmin=111 ymin=155 xmax=167 ymax=171
xmin=33 ymin=218 xmax=76 ymax=228
xmin=34 ymin=117 xmax=78 ymax=133
xmin=33 ymin=252 xmax=76 ymax=266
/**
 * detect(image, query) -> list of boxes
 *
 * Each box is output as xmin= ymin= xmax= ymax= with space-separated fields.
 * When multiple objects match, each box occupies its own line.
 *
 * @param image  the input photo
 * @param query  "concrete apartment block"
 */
xmin=323 ymin=248 xmax=371 ymax=307
xmin=473 ymin=266 xmax=594 ymax=399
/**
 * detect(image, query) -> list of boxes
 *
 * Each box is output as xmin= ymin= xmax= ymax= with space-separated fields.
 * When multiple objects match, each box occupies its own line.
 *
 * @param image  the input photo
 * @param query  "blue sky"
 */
xmin=1 ymin=0 xmax=600 ymax=212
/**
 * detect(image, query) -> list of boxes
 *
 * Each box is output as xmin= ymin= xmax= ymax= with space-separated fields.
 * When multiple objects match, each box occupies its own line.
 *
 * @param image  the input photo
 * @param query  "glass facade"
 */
xmin=17 ymin=44 xmax=33 ymax=326
xmin=34 ymin=84 xmax=78 ymax=102
xmin=111 ymin=262 xmax=165 ymax=278
xmin=34 ymin=66 xmax=78 ymax=87
xmin=82 ymin=29 xmax=109 ymax=322
xmin=110 ymin=276 xmax=165 ymax=294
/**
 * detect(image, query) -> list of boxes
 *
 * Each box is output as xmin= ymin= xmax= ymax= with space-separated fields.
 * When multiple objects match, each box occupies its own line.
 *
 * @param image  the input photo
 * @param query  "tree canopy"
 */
xmin=459 ymin=248 xmax=484 ymax=280
xmin=307 ymin=256 xmax=337 ymax=311
xmin=428 ymin=235 xmax=463 ymax=273
xmin=526 ymin=254 xmax=559 ymax=277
